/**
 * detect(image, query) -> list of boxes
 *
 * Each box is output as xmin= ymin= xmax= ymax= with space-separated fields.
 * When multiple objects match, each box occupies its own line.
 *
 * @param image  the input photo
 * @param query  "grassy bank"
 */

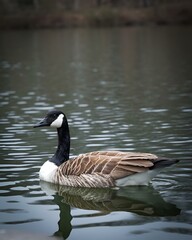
xmin=0 ymin=4 xmax=192 ymax=29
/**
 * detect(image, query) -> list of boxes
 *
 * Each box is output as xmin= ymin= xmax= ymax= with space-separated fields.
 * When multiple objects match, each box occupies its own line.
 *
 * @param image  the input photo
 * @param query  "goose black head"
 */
xmin=34 ymin=110 xmax=65 ymax=129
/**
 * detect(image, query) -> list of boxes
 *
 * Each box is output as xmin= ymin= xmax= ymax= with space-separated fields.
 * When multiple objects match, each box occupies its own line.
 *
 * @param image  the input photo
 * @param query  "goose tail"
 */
xmin=150 ymin=158 xmax=179 ymax=170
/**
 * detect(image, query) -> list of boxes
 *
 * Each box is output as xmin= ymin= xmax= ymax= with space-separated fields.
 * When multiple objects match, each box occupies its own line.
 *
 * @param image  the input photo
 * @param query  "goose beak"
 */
xmin=33 ymin=117 xmax=49 ymax=128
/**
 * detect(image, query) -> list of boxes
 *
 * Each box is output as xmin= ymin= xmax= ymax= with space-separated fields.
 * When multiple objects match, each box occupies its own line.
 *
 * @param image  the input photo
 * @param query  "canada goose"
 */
xmin=34 ymin=109 xmax=179 ymax=188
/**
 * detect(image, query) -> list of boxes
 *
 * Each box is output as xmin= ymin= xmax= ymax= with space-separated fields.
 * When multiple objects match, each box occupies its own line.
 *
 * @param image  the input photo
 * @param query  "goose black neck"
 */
xmin=50 ymin=116 xmax=70 ymax=166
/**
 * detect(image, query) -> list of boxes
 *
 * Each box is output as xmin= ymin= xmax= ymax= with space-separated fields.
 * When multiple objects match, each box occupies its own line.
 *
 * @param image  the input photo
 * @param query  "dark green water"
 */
xmin=0 ymin=26 xmax=192 ymax=240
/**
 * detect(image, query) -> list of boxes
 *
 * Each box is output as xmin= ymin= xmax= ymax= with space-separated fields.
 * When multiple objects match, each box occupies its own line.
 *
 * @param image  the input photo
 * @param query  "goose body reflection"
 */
xmin=40 ymin=181 xmax=180 ymax=217
xmin=34 ymin=110 xmax=179 ymax=188
xmin=40 ymin=182 xmax=180 ymax=239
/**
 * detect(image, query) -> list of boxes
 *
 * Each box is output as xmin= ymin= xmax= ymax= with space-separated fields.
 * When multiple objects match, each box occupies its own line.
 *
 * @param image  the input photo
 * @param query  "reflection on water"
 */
xmin=0 ymin=26 xmax=192 ymax=239
xmin=40 ymin=181 xmax=180 ymax=239
xmin=41 ymin=181 xmax=181 ymax=216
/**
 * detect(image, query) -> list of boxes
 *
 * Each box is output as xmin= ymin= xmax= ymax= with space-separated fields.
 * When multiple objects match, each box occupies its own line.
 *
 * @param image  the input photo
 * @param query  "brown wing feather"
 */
xmin=57 ymin=151 xmax=157 ymax=181
xmin=86 ymin=151 xmax=158 ymax=159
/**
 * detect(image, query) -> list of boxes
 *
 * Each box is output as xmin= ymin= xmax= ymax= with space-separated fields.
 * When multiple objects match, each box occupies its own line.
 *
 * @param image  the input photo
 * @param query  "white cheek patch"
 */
xmin=50 ymin=114 xmax=64 ymax=128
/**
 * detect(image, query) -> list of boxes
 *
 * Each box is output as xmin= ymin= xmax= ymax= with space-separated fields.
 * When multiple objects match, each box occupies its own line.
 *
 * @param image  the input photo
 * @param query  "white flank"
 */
xmin=39 ymin=160 xmax=58 ymax=183
xmin=50 ymin=114 xmax=64 ymax=128
xmin=115 ymin=169 xmax=161 ymax=186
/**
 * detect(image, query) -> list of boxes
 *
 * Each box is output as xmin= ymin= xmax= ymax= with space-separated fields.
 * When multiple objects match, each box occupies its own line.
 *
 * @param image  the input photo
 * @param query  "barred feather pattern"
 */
xmin=53 ymin=151 xmax=158 ymax=187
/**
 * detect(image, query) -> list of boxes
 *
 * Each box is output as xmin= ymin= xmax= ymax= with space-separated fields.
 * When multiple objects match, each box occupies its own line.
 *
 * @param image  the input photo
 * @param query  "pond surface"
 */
xmin=0 ymin=26 xmax=192 ymax=240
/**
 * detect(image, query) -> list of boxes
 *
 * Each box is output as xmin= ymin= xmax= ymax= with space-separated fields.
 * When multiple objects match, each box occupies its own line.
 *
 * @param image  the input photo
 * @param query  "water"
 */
xmin=0 ymin=26 xmax=192 ymax=240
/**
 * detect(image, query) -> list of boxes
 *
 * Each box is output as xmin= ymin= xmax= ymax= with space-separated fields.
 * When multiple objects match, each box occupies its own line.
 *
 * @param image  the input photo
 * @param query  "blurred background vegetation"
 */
xmin=0 ymin=0 xmax=192 ymax=29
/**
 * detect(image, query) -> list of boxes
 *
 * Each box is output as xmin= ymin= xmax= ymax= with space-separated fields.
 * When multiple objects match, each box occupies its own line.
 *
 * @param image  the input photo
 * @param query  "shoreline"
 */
xmin=0 ymin=5 xmax=192 ymax=30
